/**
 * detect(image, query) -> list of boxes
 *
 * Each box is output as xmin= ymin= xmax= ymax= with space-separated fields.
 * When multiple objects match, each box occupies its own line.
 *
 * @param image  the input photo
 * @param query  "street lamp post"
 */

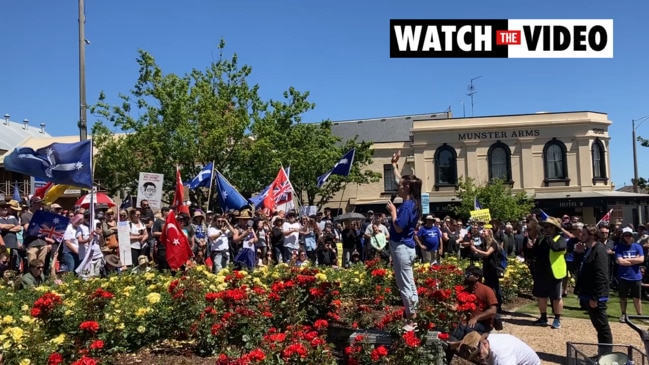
xmin=632 ymin=114 xmax=649 ymax=225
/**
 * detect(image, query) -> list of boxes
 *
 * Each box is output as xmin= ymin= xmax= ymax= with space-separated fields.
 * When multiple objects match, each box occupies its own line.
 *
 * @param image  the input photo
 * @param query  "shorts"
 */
xmin=618 ymin=279 xmax=641 ymax=299
xmin=532 ymin=278 xmax=562 ymax=300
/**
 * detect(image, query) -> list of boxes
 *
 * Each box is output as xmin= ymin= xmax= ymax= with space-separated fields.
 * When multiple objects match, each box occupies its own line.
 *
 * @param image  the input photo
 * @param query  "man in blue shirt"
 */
xmin=415 ymin=215 xmax=444 ymax=264
xmin=616 ymin=227 xmax=645 ymax=322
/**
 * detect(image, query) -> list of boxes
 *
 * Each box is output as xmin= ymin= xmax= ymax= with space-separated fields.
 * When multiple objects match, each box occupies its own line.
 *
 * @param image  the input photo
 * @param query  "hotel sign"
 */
xmin=458 ymin=129 xmax=540 ymax=140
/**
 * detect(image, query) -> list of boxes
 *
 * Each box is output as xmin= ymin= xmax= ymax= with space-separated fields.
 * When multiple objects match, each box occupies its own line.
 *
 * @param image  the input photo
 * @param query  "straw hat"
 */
xmin=238 ymin=210 xmax=253 ymax=219
xmin=539 ymin=216 xmax=562 ymax=230
xmin=8 ymin=200 xmax=22 ymax=212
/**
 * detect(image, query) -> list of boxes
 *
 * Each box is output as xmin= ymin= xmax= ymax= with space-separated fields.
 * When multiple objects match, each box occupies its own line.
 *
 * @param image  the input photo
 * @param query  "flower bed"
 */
xmin=0 ymin=257 xmax=532 ymax=365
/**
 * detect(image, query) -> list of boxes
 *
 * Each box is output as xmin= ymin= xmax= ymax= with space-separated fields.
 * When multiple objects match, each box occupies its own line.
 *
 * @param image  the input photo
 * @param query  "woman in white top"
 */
xmin=128 ymin=209 xmax=148 ymax=266
xmin=61 ymin=214 xmax=85 ymax=272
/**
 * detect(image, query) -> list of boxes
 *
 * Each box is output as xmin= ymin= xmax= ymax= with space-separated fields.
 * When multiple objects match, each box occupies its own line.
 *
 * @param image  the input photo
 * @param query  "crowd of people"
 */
xmin=1 ymin=158 xmax=647 ymax=363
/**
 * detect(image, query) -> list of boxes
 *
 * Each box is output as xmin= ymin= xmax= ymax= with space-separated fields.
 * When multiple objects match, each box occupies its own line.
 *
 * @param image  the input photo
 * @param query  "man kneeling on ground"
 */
xmin=451 ymin=332 xmax=540 ymax=365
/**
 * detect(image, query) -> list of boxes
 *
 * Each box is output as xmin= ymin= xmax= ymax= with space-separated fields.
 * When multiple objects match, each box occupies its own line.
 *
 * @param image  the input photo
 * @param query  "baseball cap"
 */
xmin=622 ymin=227 xmax=634 ymax=235
xmin=425 ymin=215 xmax=435 ymax=220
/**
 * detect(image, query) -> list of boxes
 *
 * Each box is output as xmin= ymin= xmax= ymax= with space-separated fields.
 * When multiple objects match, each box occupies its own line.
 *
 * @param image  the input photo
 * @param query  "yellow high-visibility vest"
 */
xmin=549 ymin=234 xmax=567 ymax=279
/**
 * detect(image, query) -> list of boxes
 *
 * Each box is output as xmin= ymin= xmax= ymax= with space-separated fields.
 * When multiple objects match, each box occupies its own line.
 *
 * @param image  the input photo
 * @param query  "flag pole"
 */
xmin=336 ymin=183 xmax=347 ymax=216
xmin=206 ymin=161 xmax=215 ymax=212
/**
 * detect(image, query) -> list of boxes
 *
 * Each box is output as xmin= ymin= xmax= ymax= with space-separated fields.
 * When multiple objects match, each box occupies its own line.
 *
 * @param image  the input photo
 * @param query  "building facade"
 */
xmin=330 ymin=111 xmax=649 ymax=225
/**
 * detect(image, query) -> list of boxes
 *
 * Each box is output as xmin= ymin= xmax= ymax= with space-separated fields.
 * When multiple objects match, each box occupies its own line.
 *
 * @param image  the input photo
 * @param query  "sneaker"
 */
xmin=620 ymin=314 xmax=626 ymax=323
xmin=532 ymin=318 xmax=548 ymax=326
xmin=551 ymin=318 xmax=561 ymax=329
xmin=402 ymin=321 xmax=418 ymax=332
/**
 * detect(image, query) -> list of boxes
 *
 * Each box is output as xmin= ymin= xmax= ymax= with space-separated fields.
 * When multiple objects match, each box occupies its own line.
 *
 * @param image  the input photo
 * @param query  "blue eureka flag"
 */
xmin=26 ymin=210 xmax=70 ymax=243
xmin=474 ymin=197 xmax=483 ymax=210
xmin=539 ymin=209 xmax=550 ymax=221
xmin=249 ymin=167 xmax=290 ymax=208
xmin=187 ymin=162 xmax=213 ymax=189
xmin=317 ymin=149 xmax=355 ymax=188
xmin=216 ymin=171 xmax=249 ymax=212
xmin=12 ymin=182 xmax=20 ymax=201
xmin=4 ymin=140 xmax=93 ymax=189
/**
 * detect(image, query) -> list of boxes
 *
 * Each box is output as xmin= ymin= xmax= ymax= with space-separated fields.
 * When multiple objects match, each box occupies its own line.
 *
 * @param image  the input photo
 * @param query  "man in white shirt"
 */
xmin=282 ymin=212 xmax=301 ymax=262
xmin=455 ymin=332 xmax=540 ymax=365
xmin=208 ymin=216 xmax=232 ymax=273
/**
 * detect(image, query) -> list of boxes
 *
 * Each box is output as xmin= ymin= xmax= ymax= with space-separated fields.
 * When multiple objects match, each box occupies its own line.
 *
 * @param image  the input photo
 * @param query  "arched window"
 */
xmin=434 ymin=144 xmax=457 ymax=186
xmin=488 ymin=141 xmax=512 ymax=182
xmin=592 ymin=139 xmax=607 ymax=180
xmin=543 ymin=139 xmax=568 ymax=181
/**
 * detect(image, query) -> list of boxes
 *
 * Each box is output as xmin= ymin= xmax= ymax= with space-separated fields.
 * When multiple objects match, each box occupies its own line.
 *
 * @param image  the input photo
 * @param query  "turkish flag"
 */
xmin=173 ymin=167 xmax=190 ymax=215
xmin=160 ymin=210 xmax=193 ymax=270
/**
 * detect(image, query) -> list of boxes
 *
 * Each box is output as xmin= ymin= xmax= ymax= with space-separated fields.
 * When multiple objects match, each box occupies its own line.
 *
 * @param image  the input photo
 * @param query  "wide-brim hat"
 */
xmin=238 ymin=210 xmax=253 ymax=219
xmin=105 ymin=254 xmax=122 ymax=267
xmin=539 ymin=216 xmax=562 ymax=230
xmin=458 ymin=332 xmax=488 ymax=361
xmin=8 ymin=200 xmax=22 ymax=211
xmin=193 ymin=210 xmax=204 ymax=218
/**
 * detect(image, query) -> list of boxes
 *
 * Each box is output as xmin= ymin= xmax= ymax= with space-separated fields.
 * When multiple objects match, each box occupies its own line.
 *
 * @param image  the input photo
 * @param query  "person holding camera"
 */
xmin=233 ymin=221 xmax=258 ymax=271
xmin=317 ymin=237 xmax=338 ymax=267
xmin=128 ymin=209 xmax=148 ymax=266
xmin=207 ymin=215 xmax=232 ymax=273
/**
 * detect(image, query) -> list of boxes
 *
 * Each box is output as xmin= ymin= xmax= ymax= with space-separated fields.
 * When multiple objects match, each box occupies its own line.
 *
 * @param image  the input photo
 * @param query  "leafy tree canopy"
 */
xmin=90 ymin=40 xmax=378 ymax=209
xmin=452 ymin=177 xmax=534 ymax=223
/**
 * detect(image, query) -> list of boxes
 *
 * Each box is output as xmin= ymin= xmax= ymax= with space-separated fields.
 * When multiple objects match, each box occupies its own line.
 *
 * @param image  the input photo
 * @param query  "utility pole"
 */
xmin=78 ymin=0 xmax=87 ymax=141
xmin=466 ymin=76 xmax=482 ymax=117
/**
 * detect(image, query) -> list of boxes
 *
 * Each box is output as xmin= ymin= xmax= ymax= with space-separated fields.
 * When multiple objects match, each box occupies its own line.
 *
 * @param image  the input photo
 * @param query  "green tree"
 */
xmin=90 ymin=40 xmax=378 ymax=209
xmin=452 ymin=177 xmax=534 ymax=223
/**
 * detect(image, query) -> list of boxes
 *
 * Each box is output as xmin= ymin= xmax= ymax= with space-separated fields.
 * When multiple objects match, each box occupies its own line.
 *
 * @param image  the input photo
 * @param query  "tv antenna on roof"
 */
xmin=466 ymin=76 xmax=482 ymax=117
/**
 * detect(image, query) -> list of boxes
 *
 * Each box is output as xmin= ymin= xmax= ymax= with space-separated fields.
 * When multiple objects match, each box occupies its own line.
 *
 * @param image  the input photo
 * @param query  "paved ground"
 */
xmin=494 ymin=311 xmax=647 ymax=364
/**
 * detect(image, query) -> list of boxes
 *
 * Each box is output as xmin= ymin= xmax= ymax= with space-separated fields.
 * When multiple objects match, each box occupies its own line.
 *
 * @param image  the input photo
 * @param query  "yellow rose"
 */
xmin=144 ymin=272 xmax=155 ymax=280
xmin=135 ymin=308 xmax=150 ymax=317
xmin=217 ymin=283 xmax=227 ymax=291
xmin=315 ymin=273 xmax=327 ymax=282
xmin=116 ymin=323 xmax=125 ymax=330
xmin=64 ymin=310 xmax=73 ymax=317
xmin=5 ymin=327 xmax=24 ymax=342
xmin=219 ymin=268 xmax=229 ymax=276
xmin=146 ymin=293 xmax=161 ymax=304
xmin=19 ymin=359 xmax=30 ymax=365
xmin=137 ymin=325 xmax=146 ymax=333
xmin=147 ymin=284 xmax=157 ymax=291
xmin=20 ymin=316 xmax=35 ymax=325
xmin=21 ymin=305 xmax=29 ymax=312
xmin=1 ymin=316 xmax=14 ymax=325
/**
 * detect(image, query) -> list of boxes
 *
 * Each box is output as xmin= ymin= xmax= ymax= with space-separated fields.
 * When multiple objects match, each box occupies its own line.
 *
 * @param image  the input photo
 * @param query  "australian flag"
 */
xmin=4 ymin=140 xmax=93 ymax=189
xmin=316 ymin=149 xmax=355 ymax=188
xmin=27 ymin=210 xmax=70 ymax=243
xmin=215 ymin=171 xmax=249 ymax=212
xmin=187 ymin=162 xmax=213 ymax=189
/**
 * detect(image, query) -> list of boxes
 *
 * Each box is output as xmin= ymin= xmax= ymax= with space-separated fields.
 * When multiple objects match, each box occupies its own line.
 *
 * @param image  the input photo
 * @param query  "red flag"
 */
xmin=263 ymin=167 xmax=293 ymax=211
xmin=33 ymin=182 xmax=53 ymax=199
xmin=596 ymin=209 xmax=613 ymax=227
xmin=173 ymin=167 xmax=190 ymax=215
xmin=160 ymin=210 xmax=193 ymax=270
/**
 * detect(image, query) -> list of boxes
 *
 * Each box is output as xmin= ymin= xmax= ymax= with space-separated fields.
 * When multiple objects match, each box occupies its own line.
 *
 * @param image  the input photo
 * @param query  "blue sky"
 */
xmin=2 ymin=0 xmax=648 ymax=189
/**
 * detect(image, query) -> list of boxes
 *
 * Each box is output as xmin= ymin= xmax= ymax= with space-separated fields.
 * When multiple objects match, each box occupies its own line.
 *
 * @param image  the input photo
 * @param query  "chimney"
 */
xmin=23 ymin=119 xmax=29 ymax=130
xmin=3 ymin=114 xmax=8 ymax=125
xmin=40 ymin=122 xmax=46 ymax=134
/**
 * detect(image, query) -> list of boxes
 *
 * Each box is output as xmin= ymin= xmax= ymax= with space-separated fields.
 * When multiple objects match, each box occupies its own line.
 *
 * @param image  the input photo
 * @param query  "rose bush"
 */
xmin=0 ymin=257 xmax=532 ymax=364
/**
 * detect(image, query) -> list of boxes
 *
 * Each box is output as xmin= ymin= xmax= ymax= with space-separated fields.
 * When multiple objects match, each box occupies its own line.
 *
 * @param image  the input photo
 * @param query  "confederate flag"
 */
xmin=160 ymin=210 xmax=193 ymax=270
xmin=172 ymin=167 xmax=190 ymax=215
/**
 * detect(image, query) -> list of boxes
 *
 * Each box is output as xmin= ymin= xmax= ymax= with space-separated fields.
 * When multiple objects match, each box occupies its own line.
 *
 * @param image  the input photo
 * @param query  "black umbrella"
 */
xmin=333 ymin=212 xmax=366 ymax=223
